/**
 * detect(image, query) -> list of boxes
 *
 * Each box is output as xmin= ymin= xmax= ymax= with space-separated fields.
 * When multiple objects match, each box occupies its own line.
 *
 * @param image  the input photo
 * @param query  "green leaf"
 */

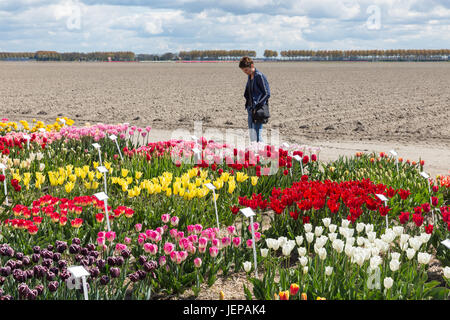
xmin=243 ymin=284 xmax=253 ymax=300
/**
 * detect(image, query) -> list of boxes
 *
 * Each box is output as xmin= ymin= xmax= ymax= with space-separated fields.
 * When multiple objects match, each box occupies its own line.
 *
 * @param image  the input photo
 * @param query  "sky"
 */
xmin=0 ymin=0 xmax=449 ymax=56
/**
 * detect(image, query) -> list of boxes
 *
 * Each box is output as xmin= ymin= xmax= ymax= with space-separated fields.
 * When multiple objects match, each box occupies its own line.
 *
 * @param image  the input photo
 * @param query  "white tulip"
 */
xmin=367 ymin=232 xmax=376 ymax=243
xmin=399 ymin=234 xmax=410 ymax=244
xmin=316 ymin=236 xmax=328 ymax=248
xmin=384 ymin=277 xmax=393 ymax=289
xmin=243 ymin=261 xmax=252 ymax=272
xmin=278 ymin=236 xmax=288 ymax=247
xmin=393 ymin=226 xmax=404 ymax=237
xmin=418 ymin=252 xmax=432 ymax=265
xmin=443 ymin=266 xmax=450 ymax=279
xmin=328 ymin=224 xmax=337 ymax=233
xmin=305 ymin=232 xmax=314 ymax=243
xmin=304 ymin=223 xmax=312 ymax=233
xmin=420 ymin=233 xmax=431 ymax=244
xmin=303 ymin=266 xmax=308 ymax=274
xmin=370 ymin=247 xmax=380 ymax=257
xmin=341 ymin=219 xmax=350 ymax=228
xmin=39 ymin=163 xmax=45 ymax=171
xmin=365 ymin=224 xmax=374 ymax=234
xmin=363 ymin=248 xmax=372 ymax=261
xmin=354 ymin=253 xmax=365 ymax=267
xmin=356 ymin=223 xmax=365 ymax=233
xmin=389 ymin=259 xmax=400 ymax=272
xmin=346 ymin=228 xmax=355 ymax=238
xmin=318 ymin=247 xmax=327 ymax=260
xmin=370 ymin=256 xmax=382 ymax=270
xmin=299 ymin=256 xmax=308 ymax=267
xmin=314 ymin=226 xmax=324 ymax=237
xmin=357 ymin=237 xmax=365 ymax=247
xmin=295 ymin=235 xmax=304 ymax=247
xmin=406 ymin=248 xmax=416 ymax=260
xmin=322 ymin=218 xmax=331 ymax=228
xmin=261 ymin=248 xmax=268 ymax=258
xmin=297 ymin=247 xmax=307 ymax=257
xmin=332 ymin=239 xmax=344 ymax=253
xmin=272 ymin=239 xmax=280 ymax=251
xmin=345 ymin=244 xmax=354 ymax=257
xmin=325 ymin=266 xmax=333 ymax=276
xmin=346 ymin=237 xmax=355 ymax=247
xmin=328 ymin=232 xmax=337 ymax=242
xmin=400 ymin=242 xmax=409 ymax=251
xmin=391 ymin=252 xmax=401 ymax=261
xmin=266 ymin=238 xmax=274 ymax=249
xmin=409 ymin=237 xmax=422 ymax=251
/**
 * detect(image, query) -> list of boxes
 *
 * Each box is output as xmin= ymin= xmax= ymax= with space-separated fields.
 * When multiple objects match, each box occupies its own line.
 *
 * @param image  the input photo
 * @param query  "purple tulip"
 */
xmin=59 ymin=270 xmax=71 ymax=281
xmin=87 ymin=243 xmax=95 ymax=251
xmin=72 ymin=238 xmax=81 ymax=245
xmin=115 ymin=256 xmax=124 ymax=266
xmin=50 ymin=267 xmax=59 ymax=275
xmin=81 ymin=247 xmax=89 ymax=256
xmin=75 ymin=254 xmax=83 ymax=262
xmin=89 ymin=267 xmax=99 ymax=278
xmin=42 ymin=258 xmax=53 ymax=268
xmin=107 ymin=256 xmax=116 ymax=266
xmin=100 ymin=275 xmax=110 ymax=285
xmin=138 ymin=255 xmax=147 ymax=265
xmin=58 ymin=260 xmax=67 ymax=269
xmin=97 ymin=259 xmax=106 ymax=269
xmin=1 ymin=266 xmax=11 ymax=276
xmin=47 ymin=245 xmax=54 ymax=251
xmin=33 ymin=246 xmax=41 ymax=254
xmin=69 ymin=244 xmax=80 ymax=254
xmin=15 ymin=252 xmax=24 ymax=260
xmin=48 ymin=281 xmax=59 ymax=292
xmin=18 ymin=283 xmax=29 ymax=297
xmin=128 ymin=273 xmax=139 ymax=282
xmin=53 ymin=252 xmax=61 ymax=262
xmin=0 ymin=295 xmax=13 ymax=300
xmin=35 ymin=284 xmax=44 ymax=295
xmin=110 ymin=267 xmax=120 ymax=278
xmin=121 ymin=249 xmax=130 ymax=259
xmin=25 ymin=269 xmax=34 ymax=279
xmin=137 ymin=270 xmax=146 ymax=280
xmin=32 ymin=253 xmax=40 ymax=263
xmin=89 ymin=251 xmax=99 ymax=259
xmin=22 ymin=256 xmax=31 ymax=266
xmin=27 ymin=289 xmax=38 ymax=300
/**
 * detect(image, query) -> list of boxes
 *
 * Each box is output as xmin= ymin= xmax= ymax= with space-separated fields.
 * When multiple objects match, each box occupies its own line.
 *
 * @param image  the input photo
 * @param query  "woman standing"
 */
xmin=239 ymin=56 xmax=270 ymax=143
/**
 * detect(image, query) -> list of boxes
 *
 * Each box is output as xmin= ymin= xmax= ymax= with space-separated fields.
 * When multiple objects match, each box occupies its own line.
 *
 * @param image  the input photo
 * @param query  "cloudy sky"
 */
xmin=0 ymin=0 xmax=449 ymax=56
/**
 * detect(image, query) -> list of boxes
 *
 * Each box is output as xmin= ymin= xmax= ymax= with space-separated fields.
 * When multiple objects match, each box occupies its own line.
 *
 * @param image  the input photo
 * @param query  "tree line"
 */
xmin=0 ymin=49 xmax=449 ymax=61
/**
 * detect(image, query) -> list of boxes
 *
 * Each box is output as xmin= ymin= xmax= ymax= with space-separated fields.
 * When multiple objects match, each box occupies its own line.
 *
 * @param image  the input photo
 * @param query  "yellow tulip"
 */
xmin=65 ymin=182 xmax=75 ymax=193
xmin=251 ymin=176 xmax=258 ymax=186
xmin=236 ymin=172 xmax=248 ymax=183
xmin=121 ymin=168 xmax=129 ymax=177
xmin=135 ymin=171 xmax=143 ymax=180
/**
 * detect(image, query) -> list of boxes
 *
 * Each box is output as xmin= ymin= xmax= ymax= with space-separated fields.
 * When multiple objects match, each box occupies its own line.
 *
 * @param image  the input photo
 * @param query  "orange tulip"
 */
xmin=398 ymin=157 xmax=403 ymax=162
xmin=301 ymin=292 xmax=307 ymax=300
xmin=316 ymin=297 xmax=326 ymax=300
xmin=412 ymin=161 xmax=417 ymax=166
xmin=370 ymin=158 xmax=375 ymax=163
xmin=274 ymin=293 xmax=280 ymax=300
xmin=290 ymin=283 xmax=299 ymax=296
xmin=420 ymin=160 xmax=425 ymax=166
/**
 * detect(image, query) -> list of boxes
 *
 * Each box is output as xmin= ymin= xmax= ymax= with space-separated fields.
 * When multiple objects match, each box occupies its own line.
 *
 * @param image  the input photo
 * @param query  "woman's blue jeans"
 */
xmin=247 ymin=108 xmax=263 ymax=143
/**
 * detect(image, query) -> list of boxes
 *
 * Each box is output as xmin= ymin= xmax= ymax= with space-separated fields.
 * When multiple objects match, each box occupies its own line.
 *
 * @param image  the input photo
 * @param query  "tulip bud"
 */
xmin=384 ymin=277 xmax=393 ymax=289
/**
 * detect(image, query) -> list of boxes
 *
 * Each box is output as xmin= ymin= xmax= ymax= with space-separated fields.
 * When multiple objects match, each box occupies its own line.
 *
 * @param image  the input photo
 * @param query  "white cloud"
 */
xmin=0 ymin=0 xmax=449 ymax=55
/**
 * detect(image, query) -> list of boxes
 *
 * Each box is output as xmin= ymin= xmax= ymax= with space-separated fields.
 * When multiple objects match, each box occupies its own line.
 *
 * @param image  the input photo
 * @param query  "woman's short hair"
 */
xmin=239 ymin=56 xmax=253 ymax=69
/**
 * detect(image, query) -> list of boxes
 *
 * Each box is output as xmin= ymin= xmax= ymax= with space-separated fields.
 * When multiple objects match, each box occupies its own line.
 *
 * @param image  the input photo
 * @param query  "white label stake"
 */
xmin=389 ymin=150 xmax=399 ymax=174
xmin=109 ymin=135 xmax=123 ymax=161
xmin=92 ymin=143 xmax=102 ymax=165
xmin=293 ymin=155 xmax=304 ymax=175
xmin=240 ymin=207 xmax=258 ymax=278
xmin=0 ymin=164 xmax=8 ymax=206
xmin=205 ymin=183 xmax=220 ymax=230
xmin=94 ymin=192 xmax=111 ymax=231
xmin=376 ymin=194 xmax=389 ymax=227
xmin=97 ymin=166 xmax=108 ymax=195
xmin=67 ymin=266 xmax=90 ymax=300
xmin=420 ymin=171 xmax=434 ymax=223
xmin=23 ymin=134 xmax=31 ymax=149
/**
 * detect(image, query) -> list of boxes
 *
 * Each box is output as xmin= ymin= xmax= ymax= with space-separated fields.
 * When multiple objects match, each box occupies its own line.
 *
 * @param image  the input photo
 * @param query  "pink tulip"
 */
xmin=143 ymin=243 xmax=153 ymax=253
xmin=106 ymin=231 xmax=116 ymax=242
xmin=124 ymin=237 xmax=131 ymax=244
xmin=198 ymin=237 xmax=208 ymax=248
xmin=97 ymin=237 xmax=105 ymax=245
xmin=169 ymin=229 xmax=178 ymax=239
xmin=194 ymin=257 xmax=202 ymax=268
xmin=209 ymin=246 xmax=219 ymax=258
xmin=221 ymin=237 xmax=231 ymax=247
xmin=171 ymin=216 xmax=179 ymax=226
xmin=161 ymin=214 xmax=171 ymax=224
xmin=170 ymin=251 xmax=177 ymax=262
xmin=248 ymin=222 xmax=260 ymax=232
xmin=199 ymin=246 xmax=206 ymax=253
xmin=98 ymin=231 xmax=106 ymax=238
xmin=164 ymin=242 xmax=175 ymax=255
xmin=246 ymin=239 xmax=253 ymax=248
xmin=137 ymin=237 xmax=145 ymax=245
xmin=156 ymin=227 xmax=164 ymax=235
xmin=194 ymin=224 xmax=203 ymax=234
xmin=227 ymin=226 xmax=236 ymax=235
xmin=135 ymin=223 xmax=142 ymax=232
xmin=233 ymin=237 xmax=242 ymax=247
xmin=159 ymin=256 xmax=166 ymax=266
xmin=212 ymin=238 xmax=219 ymax=247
